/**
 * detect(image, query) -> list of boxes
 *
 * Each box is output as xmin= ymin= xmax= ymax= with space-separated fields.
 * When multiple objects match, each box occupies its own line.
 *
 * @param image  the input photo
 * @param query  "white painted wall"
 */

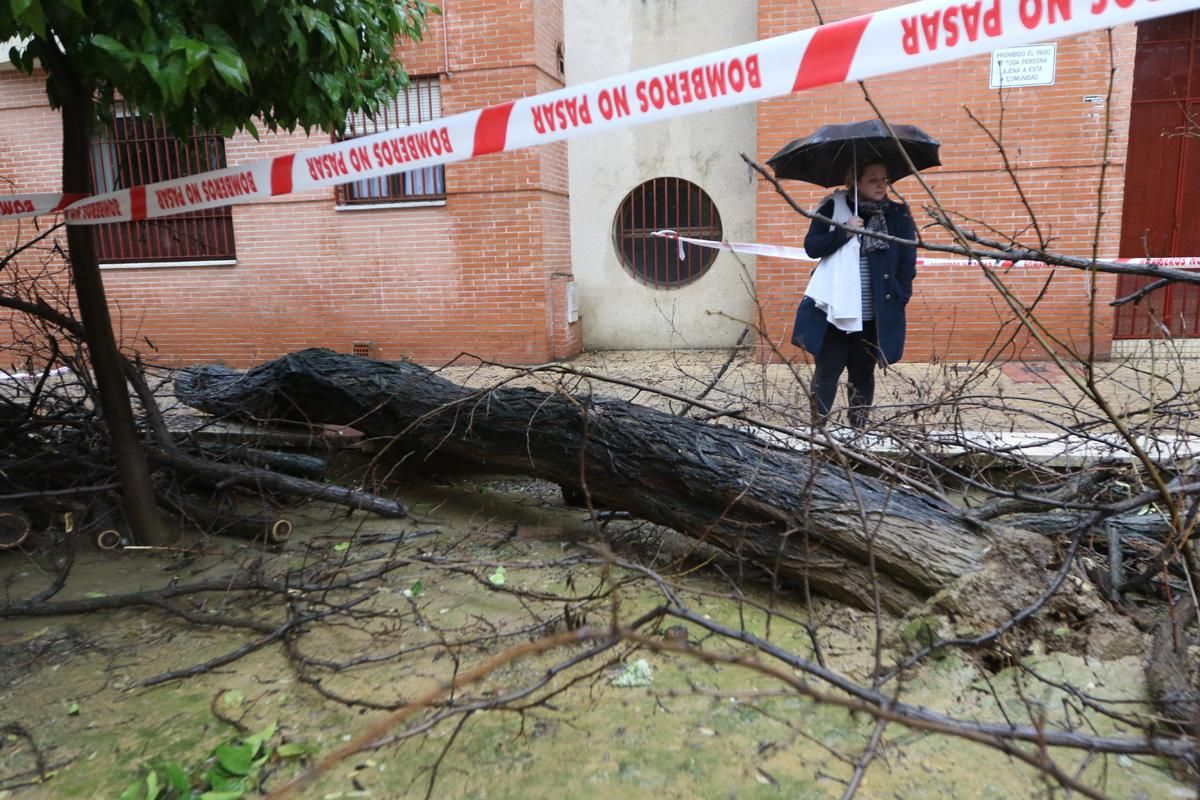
xmin=565 ymin=0 xmax=758 ymax=349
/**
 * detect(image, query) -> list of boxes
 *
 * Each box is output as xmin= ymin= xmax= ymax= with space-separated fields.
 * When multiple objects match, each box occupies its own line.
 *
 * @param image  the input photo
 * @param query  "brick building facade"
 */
xmin=756 ymin=5 xmax=1198 ymax=363
xmin=2 ymin=3 xmax=1197 ymax=367
xmin=1 ymin=0 xmax=580 ymax=367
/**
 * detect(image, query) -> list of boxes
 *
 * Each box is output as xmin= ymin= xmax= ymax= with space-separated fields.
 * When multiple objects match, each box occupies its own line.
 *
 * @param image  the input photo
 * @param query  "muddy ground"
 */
xmin=1 ymin=348 xmax=1197 ymax=798
xmin=0 ymin=469 xmax=1192 ymax=800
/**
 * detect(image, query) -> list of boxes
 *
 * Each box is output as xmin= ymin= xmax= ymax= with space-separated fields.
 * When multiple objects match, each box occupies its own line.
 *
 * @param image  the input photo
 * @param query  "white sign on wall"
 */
xmin=989 ymin=44 xmax=1057 ymax=89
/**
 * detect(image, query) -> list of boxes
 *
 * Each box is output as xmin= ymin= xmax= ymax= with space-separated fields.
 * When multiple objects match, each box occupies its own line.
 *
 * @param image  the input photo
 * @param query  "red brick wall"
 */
xmin=757 ymin=1 xmax=1135 ymax=363
xmin=0 ymin=69 xmax=62 ymax=193
xmin=0 ymin=0 xmax=579 ymax=368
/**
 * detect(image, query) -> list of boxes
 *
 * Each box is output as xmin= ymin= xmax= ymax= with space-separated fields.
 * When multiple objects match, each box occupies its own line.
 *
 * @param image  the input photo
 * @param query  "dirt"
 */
xmin=0 ymin=475 xmax=1193 ymax=800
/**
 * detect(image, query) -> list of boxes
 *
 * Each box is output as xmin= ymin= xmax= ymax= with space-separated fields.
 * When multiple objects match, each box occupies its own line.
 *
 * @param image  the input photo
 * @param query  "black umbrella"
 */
xmin=767 ymin=119 xmax=941 ymax=189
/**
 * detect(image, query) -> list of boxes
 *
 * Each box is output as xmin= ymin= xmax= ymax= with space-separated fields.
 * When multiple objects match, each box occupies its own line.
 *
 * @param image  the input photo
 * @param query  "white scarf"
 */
xmin=804 ymin=190 xmax=862 ymax=333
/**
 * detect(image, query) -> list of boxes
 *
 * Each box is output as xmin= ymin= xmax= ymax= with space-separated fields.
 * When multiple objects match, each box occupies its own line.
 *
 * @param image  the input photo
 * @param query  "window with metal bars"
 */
xmin=335 ymin=76 xmax=446 ymax=205
xmin=88 ymin=110 xmax=236 ymax=264
xmin=612 ymin=177 xmax=722 ymax=288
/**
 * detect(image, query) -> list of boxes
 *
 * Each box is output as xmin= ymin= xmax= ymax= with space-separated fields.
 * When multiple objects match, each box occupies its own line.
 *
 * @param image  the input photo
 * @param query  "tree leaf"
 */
xmin=210 ymin=48 xmax=248 ymax=92
xmin=242 ymin=721 xmax=276 ymax=756
xmin=214 ymin=742 xmax=254 ymax=776
xmin=182 ymin=38 xmax=210 ymax=73
xmin=160 ymin=58 xmax=187 ymax=104
xmin=199 ymin=23 xmax=236 ymax=50
xmin=129 ymin=0 xmax=150 ymax=24
xmin=333 ymin=541 xmax=350 ymax=552
xmin=18 ymin=0 xmax=435 ymax=169
xmin=297 ymin=6 xmax=318 ymax=32
xmin=155 ymin=761 xmax=190 ymax=794
xmin=137 ymin=52 xmax=161 ymax=83
xmin=284 ymin=19 xmax=308 ymax=61
xmin=10 ymin=0 xmax=45 ymax=37
xmin=309 ymin=11 xmax=337 ymax=45
xmin=488 ymin=565 xmax=506 ymax=586
xmin=203 ymin=766 xmax=240 ymax=792
xmin=91 ymin=34 xmax=136 ymax=63
xmin=144 ymin=769 xmax=159 ymax=800
xmin=313 ymin=72 xmax=342 ymax=104
xmin=336 ymin=20 xmax=360 ymax=53
xmin=275 ymin=742 xmax=317 ymax=759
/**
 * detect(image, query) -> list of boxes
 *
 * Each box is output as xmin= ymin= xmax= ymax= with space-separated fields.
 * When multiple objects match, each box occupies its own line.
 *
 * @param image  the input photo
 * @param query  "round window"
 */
xmin=612 ymin=177 xmax=723 ymax=288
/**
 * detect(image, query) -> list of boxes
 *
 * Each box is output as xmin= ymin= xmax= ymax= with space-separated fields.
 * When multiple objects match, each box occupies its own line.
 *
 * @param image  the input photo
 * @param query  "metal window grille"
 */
xmin=336 ymin=77 xmax=446 ymax=205
xmin=612 ymin=177 xmax=722 ymax=288
xmin=88 ymin=109 xmax=236 ymax=264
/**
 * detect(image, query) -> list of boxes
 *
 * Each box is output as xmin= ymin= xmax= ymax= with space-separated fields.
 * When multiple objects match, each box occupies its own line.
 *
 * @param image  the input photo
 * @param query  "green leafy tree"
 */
xmin=1 ymin=0 xmax=434 ymax=544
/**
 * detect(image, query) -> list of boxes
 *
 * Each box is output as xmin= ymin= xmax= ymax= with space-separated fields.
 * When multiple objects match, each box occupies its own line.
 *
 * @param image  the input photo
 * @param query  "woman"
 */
xmin=792 ymin=161 xmax=917 ymax=429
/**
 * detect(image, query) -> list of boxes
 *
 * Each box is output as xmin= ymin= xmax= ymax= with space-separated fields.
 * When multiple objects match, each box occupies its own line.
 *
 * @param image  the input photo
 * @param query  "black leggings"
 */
xmin=811 ymin=321 xmax=878 ymax=428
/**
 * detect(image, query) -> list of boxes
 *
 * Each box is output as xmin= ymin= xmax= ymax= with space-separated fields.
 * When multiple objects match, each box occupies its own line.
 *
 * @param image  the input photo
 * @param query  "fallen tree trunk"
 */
xmin=176 ymin=348 xmax=1052 ymax=613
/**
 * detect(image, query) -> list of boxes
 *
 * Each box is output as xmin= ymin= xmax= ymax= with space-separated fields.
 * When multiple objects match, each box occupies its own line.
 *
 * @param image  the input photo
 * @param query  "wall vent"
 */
xmin=351 ymin=341 xmax=376 ymax=358
xmin=566 ymin=281 xmax=579 ymax=324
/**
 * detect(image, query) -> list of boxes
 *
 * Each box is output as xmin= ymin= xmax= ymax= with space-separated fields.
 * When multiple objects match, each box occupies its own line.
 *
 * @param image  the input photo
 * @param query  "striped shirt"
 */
xmin=859 ymin=249 xmax=875 ymax=321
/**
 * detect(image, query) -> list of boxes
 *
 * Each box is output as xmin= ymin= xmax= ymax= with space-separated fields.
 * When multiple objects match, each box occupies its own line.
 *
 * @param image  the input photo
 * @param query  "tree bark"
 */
xmin=1004 ymin=511 xmax=1169 ymax=543
xmin=176 ymin=349 xmax=1051 ymax=612
xmin=58 ymin=83 xmax=167 ymax=545
xmin=148 ymin=446 xmax=407 ymax=519
xmin=199 ymin=445 xmax=327 ymax=481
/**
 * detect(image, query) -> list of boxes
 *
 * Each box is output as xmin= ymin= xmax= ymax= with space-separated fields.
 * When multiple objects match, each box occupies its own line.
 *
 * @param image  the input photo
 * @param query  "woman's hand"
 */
xmin=846 ymin=215 xmax=864 ymax=229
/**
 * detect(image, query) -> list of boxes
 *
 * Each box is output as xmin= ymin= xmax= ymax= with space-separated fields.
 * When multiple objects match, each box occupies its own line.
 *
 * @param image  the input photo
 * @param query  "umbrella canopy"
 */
xmin=767 ymin=119 xmax=941 ymax=188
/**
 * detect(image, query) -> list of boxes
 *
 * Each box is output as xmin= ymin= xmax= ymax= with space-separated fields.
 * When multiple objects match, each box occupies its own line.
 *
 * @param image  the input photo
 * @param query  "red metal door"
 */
xmin=1115 ymin=13 xmax=1200 ymax=339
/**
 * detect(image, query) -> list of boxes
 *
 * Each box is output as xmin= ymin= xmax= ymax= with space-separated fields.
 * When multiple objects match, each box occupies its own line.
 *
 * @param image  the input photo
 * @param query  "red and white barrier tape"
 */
xmin=650 ymin=230 xmax=1200 ymax=268
xmin=0 ymin=193 xmax=86 ymax=220
xmin=2 ymin=0 xmax=1195 ymax=225
xmin=652 ymin=229 xmax=812 ymax=261
xmin=914 ymin=256 xmax=1200 ymax=267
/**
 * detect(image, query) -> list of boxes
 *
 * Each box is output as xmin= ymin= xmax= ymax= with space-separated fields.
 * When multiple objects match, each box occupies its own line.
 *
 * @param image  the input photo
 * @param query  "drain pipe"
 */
xmin=441 ymin=0 xmax=452 ymax=77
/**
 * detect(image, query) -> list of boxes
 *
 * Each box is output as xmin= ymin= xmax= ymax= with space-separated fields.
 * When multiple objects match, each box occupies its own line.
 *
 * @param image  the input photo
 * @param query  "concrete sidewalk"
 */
xmin=438 ymin=349 xmax=1200 ymax=464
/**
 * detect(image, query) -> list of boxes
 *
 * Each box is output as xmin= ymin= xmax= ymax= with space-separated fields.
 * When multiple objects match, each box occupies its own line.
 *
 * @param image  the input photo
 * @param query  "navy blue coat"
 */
xmin=792 ymin=196 xmax=917 ymax=365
